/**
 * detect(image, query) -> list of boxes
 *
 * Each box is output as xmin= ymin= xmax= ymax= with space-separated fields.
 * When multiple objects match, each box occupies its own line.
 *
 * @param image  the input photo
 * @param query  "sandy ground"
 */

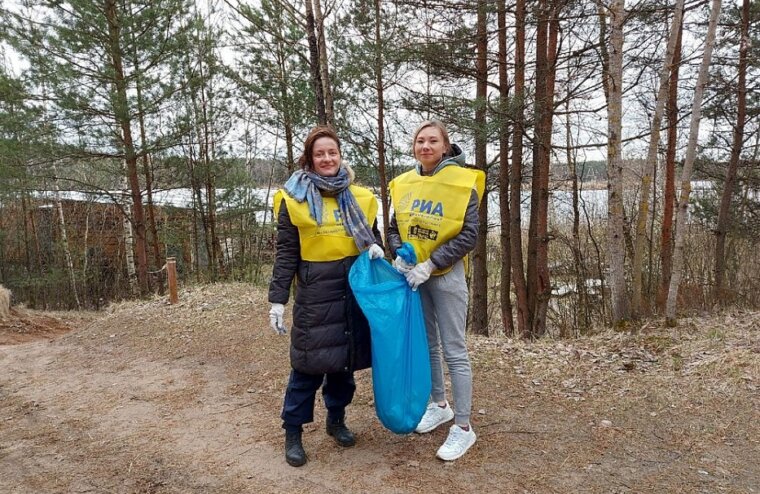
xmin=0 ymin=283 xmax=758 ymax=493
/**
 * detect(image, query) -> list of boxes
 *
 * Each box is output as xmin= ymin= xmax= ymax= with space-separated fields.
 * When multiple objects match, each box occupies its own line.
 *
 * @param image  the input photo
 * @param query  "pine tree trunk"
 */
xmin=713 ymin=0 xmax=749 ymax=303
xmin=105 ymin=0 xmax=149 ymax=295
xmin=527 ymin=0 xmax=549 ymax=336
xmin=511 ymin=0 xmax=531 ymax=337
xmin=606 ymin=0 xmax=629 ymax=326
xmin=497 ymin=0 xmax=514 ymax=336
xmin=631 ymin=0 xmax=684 ymax=319
xmin=304 ymin=0 xmax=327 ymax=124
xmin=528 ymin=0 xmax=557 ymax=337
xmin=196 ymin=52 xmax=225 ymax=280
xmin=127 ymin=0 xmax=163 ymax=292
xmin=471 ymin=0 xmax=489 ymax=336
xmin=666 ymin=0 xmax=722 ymax=325
xmin=313 ymin=0 xmax=334 ymax=126
xmin=374 ymin=0 xmax=390 ymax=245
xmin=134 ymin=72 xmax=164 ymax=292
xmin=657 ymin=20 xmax=682 ymax=312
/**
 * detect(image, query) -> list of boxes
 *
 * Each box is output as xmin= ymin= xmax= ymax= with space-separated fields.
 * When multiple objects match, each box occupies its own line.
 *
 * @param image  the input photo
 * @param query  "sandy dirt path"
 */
xmin=1 ymin=285 xmax=758 ymax=493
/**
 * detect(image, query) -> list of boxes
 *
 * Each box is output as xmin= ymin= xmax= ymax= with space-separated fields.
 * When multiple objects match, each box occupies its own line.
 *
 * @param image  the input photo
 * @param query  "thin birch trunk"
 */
xmin=665 ymin=0 xmax=722 ymax=325
xmin=21 ymin=193 xmax=32 ymax=276
xmin=631 ymin=0 xmax=685 ymax=319
xmin=122 ymin=172 xmax=139 ymax=297
xmin=52 ymin=165 xmax=81 ymax=309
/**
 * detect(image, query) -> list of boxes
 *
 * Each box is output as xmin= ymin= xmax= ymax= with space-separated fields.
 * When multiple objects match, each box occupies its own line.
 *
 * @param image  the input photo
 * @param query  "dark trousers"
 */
xmin=281 ymin=369 xmax=356 ymax=433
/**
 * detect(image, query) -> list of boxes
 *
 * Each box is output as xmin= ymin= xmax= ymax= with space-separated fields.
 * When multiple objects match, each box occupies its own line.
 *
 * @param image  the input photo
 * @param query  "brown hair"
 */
xmin=411 ymin=120 xmax=452 ymax=160
xmin=297 ymin=125 xmax=355 ymax=180
xmin=297 ymin=125 xmax=342 ymax=171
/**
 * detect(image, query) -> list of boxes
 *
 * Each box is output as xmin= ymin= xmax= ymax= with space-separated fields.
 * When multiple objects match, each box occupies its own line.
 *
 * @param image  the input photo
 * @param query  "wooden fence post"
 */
xmin=167 ymin=257 xmax=179 ymax=304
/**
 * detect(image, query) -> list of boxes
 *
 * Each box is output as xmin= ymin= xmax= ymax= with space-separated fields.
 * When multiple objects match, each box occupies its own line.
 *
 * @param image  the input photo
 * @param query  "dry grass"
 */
xmin=0 ymin=283 xmax=757 ymax=493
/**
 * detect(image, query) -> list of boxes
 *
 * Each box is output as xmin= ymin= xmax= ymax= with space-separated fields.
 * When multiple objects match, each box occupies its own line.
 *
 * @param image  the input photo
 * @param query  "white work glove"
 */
xmin=368 ymin=243 xmax=385 ymax=260
xmin=393 ymin=256 xmax=414 ymax=274
xmin=405 ymin=259 xmax=435 ymax=291
xmin=269 ymin=303 xmax=287 ymax=335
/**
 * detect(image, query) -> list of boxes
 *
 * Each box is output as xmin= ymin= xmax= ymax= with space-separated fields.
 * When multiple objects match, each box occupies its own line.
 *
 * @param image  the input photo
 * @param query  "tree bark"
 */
xmin=471 ymin=0 xmax=489 ymax=336
xmin=713 ymin=0 xmax=749 ymax=303
xmin=497 ymin=0 xmax=514 ymax=336
xmin=566 ymin=89 xmax=588 ymax=334
xmin=606 ymin=0 xmax=629 ymax=325
xmin=528 ymin=0 xmax=557 ymax=337
xmin=511 ymin=0 xmax=531 ymax=337
xmin=105 ymin=0 xmax=150 ymax=296
xmin=313 ymin=0 xmax=334 ymax=126
xmin=374 ymin=0 xmax=390 ymax=246
xmin=304 ymin=0 xmax=327 ymax=124
xmin=527 ymin=0 xmax=549 ymax=337
xmin=657 ymin=18 xmax=682 ymax=311
xmin=665 ymin=0 xmax=723 ymax=325
xmin=631 ymin=0 xmax=684 ymax=319
xmin=129 ymin=9 xmax=164 ymax=292
xmin=52 ymin=165 xmax=81 ymax=309
xmin=122 ymin=171 xmax=139 ymax=296
xmin=276 ymin=34 xmax=296 ymax=173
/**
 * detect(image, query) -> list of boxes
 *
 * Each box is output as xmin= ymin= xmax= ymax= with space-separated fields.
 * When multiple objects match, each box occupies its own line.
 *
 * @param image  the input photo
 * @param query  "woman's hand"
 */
xmin=393 ymin=256 xmax=414 ymax=274
xmin=368 ymin=244 xmax=385 ymax=260
xmin=269 ymin=303 xmax=287 ymax=335
xmin=405 ymin=259 xmax=435 ymax=290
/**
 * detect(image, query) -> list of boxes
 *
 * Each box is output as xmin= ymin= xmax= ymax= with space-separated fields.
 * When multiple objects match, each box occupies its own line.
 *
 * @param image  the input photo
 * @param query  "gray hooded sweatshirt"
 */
xmin=387 ymin=143 xmax=480 ymax=270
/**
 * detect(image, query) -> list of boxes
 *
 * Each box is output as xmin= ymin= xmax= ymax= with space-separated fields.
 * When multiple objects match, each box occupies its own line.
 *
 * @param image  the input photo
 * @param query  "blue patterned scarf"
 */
xmin=284 ymin=168 xmax=376 ymax=250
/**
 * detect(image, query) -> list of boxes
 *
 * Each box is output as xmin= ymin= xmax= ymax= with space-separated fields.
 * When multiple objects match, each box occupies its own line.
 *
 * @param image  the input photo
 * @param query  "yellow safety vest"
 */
xmin=390 ymin=166 xmax=485 ymax=275
xmin=274 ymin=185 xmax=378 ymax=262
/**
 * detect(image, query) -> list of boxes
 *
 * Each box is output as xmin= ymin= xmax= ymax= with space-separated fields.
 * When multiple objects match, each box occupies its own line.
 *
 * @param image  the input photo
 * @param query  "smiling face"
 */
xmin=311 ymin=136 xmax=342 ymax=177
xmin=414 ymin=126 xmax=447 ymax=172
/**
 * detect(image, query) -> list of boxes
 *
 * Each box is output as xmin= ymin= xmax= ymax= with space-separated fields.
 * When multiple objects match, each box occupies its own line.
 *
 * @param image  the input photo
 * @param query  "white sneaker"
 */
xmin=436 ymin=424 xmax=476 ymax=461
xmin=414 ymin=402 xmax=455 ymax=433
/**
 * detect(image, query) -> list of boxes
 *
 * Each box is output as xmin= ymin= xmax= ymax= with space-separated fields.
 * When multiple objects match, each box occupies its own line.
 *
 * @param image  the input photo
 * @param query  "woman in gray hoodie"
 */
xmin=386 ymin=120 xmax=485 ymax=461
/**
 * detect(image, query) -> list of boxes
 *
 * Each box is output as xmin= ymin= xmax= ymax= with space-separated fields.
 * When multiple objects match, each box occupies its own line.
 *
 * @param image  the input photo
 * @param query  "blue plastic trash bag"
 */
xmin=349 ymin=249 xmax=431 ymax=434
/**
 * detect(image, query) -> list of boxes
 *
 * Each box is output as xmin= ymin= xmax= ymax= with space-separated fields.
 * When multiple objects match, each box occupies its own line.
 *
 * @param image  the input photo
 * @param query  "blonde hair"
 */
xmin=411 ymin=120 xmax=452 ymax=160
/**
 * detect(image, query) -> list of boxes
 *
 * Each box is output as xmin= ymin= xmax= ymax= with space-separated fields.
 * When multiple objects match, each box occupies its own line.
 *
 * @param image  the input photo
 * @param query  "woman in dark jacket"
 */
xmin=268 ymin=125 xmax=384 ymax=467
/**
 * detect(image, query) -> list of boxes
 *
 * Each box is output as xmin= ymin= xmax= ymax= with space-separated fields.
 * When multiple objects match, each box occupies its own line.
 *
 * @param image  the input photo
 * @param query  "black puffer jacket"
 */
xmin=268 ymin=199 xmax=381 ymax=375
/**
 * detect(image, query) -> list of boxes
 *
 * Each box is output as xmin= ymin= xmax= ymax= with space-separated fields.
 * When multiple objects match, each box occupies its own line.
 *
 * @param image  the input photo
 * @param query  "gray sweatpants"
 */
xmin=419 ymin=260 xmax=472 ymax=425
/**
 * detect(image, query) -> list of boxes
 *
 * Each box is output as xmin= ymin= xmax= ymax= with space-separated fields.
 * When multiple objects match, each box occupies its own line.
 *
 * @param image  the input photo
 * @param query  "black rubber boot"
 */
xmin=285 ymin=430 xmax=307 ymax=467
xmin=326 ymin=418 xmax=356 ymax=447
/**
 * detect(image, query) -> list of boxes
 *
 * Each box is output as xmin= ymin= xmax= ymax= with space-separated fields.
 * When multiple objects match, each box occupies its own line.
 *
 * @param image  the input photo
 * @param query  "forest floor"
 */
xmin=0 ymin=282 xmax=758 ymax=493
